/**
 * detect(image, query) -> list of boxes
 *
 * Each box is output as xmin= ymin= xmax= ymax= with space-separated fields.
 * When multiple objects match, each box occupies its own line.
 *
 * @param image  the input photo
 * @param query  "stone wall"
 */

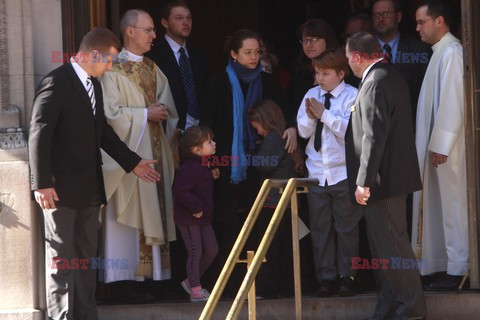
xmin=0 ymin=0 xmax=62 ymax=319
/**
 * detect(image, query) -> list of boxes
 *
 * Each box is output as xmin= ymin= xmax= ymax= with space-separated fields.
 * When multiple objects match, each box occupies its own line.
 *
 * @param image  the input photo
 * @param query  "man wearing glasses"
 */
xmin=412 ymin=0 xmax=468 ymax=292
xmin=372 ymin=0 xmax=430 ymax=123
xmin=99 ymin=9 xmax=178 ymax=293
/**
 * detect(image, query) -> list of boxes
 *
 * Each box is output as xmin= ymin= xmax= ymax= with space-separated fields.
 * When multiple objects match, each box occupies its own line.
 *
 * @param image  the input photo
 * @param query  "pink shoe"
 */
xmin=190 ymin=288 xmax=210 ymax=302
xmin=181 ymin=279 xmax=191 ymax=295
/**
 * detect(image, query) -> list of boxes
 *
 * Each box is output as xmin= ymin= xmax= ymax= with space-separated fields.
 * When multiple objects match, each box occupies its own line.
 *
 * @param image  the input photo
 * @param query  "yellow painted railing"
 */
xmin=199 ymin=178 xmax=318 ymax=320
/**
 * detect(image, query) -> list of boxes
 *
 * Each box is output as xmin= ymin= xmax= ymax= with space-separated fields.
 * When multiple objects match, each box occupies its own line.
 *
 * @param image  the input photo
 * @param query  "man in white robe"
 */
xmin=99 ymin=9 xmax=178 ymax=284
xmin=411 ymin=1 xmax=468 ymax=290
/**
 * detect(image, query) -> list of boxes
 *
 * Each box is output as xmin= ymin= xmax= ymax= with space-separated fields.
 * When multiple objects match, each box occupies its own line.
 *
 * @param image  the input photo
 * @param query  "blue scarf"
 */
xmin=226 ymin=59 xmax=263 ymax=184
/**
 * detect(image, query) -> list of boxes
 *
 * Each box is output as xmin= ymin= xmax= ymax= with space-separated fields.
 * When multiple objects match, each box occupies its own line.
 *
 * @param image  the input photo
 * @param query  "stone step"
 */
xmin=97 ymin=291 xmax=480 ymax=320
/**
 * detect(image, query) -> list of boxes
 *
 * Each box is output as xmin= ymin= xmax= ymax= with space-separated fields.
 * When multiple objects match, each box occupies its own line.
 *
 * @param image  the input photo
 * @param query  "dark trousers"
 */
xmin=307 ymin=179 xmax=362 ymax=282
xmin=364 ymin=195 xmax=427 ymax=319
xmin=178 ymin=224 xmax=218 ymax=289
xmin=43 ymin=205 xmax=100 ymax=320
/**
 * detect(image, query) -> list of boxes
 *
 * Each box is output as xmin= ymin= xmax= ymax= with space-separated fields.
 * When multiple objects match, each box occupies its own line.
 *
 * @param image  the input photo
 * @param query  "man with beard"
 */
xmin=372 ymin=0 xmax=430 ymax=122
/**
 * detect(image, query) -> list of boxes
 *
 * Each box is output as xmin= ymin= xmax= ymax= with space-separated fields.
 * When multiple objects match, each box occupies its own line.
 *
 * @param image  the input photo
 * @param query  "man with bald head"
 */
xmin=100 ymin=9 xmax=178 ymax=286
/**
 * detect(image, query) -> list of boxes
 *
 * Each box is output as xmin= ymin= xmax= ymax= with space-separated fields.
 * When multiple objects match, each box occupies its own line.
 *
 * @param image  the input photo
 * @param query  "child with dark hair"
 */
xmin=248 ymin=99 xmax=304 ymax=298
xmin=297 ymin=49 xmax=361 ymax=297
xmin=172 ymin=125 xmax=219 ymax=302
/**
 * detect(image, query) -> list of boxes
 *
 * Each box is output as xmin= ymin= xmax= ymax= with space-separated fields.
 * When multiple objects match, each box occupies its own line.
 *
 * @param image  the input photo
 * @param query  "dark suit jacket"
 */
xmin=345 ymin=62 xmax=422 ymax=203
xmin=29 ymin=63 xmax=141 ymax=208
xmin=146 ymin=36 xmax=208 ymax=130
xmin=391 ymin=35 xmax=431 ymax=121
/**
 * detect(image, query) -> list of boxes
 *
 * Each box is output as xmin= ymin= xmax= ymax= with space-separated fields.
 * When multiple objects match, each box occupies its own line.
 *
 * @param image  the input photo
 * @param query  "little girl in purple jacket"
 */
xmin=173 ymin=125 xmax=219 ymax=302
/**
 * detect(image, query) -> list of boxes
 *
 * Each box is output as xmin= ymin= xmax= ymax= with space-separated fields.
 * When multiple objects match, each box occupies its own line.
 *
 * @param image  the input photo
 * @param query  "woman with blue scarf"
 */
xmin=201 ymin=29 xmax=297 ymax=295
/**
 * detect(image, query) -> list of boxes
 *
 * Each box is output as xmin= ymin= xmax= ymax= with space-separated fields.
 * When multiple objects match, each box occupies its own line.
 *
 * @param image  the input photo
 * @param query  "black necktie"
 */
xmin=178 ymin=47 xmax=200 ymax=120
xmin=383 ymin=43 xmax=392 ymax=63
xmin=86 ymin=76 xmax=96 ymax=116
xmin=314 ymin=92 xmax=332 ymax=152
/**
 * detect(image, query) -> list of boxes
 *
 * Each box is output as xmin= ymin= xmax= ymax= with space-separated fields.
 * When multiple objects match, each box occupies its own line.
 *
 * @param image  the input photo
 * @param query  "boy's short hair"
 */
xmin=312 ymin=49 xmax=349 ymax=77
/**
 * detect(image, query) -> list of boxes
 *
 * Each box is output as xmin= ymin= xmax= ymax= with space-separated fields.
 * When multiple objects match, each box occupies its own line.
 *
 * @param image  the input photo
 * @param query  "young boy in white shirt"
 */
xmin=297 ymin=48 xmax=361 ymax=297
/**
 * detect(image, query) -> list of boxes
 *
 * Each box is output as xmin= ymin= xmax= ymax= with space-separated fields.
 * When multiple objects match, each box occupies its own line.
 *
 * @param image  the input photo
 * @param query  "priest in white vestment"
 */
xmin=99 ymin=9 xmax=178 ymax=283
xmin=411 ymin=3 xmax=468 ymax=288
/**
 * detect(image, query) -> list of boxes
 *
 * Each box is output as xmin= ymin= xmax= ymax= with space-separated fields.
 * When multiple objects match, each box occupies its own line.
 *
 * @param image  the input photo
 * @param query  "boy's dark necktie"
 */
xmin=314 ymin=92 xmax=332 ymax=152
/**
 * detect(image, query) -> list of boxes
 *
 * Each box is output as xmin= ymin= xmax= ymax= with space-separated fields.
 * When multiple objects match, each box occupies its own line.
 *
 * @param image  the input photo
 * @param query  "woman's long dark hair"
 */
xmin=249 ymin=99 xmax=305 ymax=176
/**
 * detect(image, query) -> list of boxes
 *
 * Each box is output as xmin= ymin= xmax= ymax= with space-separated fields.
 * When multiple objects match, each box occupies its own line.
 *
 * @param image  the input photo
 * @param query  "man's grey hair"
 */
xmin=120 ymin=9 xmax=149 ymax=38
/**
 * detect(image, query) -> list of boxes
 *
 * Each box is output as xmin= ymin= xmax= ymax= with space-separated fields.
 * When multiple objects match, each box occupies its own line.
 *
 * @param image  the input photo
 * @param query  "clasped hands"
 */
xmin=305 ymin=97 xmax=326 ymax=120
xmin=147 ymin=103 xmax=169 ymax=122
xmin=34 ymin=159 xmax=161 ymax=210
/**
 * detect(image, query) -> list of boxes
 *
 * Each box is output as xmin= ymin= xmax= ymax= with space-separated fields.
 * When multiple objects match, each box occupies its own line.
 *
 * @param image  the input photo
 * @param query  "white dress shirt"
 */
xmin=164 ymin=34 xmax=189 ymax=64
xmin=297 ymin=80 xmax=358 ymax=186
xmin=70 ymin=57 xmax=90 ymax=91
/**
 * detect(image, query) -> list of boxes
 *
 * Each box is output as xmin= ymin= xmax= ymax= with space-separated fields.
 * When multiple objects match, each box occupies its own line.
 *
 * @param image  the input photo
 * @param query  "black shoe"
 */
xmin=317 ymin=279 xmax=335 ymax=297
xmin=426 ymin=274 xmax=462 ymax=291
xmin=337 ymin=276 xmax=355 ymax=297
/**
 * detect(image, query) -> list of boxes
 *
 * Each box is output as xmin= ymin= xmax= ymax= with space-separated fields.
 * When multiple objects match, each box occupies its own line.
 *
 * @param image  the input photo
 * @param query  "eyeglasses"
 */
xmin=131 ymin=26 xmax=156 ymax=34
xmin=416 ymin=18 xmax=436 ymax=26
xmin=372 ymin=11 xmax=397 ymax=19
xmin=300 ymin=37 xmax=323 ymax=45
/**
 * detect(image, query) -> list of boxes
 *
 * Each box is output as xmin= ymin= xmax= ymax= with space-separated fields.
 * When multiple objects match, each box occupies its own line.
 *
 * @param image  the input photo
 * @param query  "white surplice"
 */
xmin=99 ymin=49 xmax=178 ymax=282
xmin=411 ymin=32 xmax=468 ymax=276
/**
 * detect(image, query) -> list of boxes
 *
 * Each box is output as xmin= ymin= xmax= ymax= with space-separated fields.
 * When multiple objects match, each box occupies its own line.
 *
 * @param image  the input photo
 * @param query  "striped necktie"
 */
xmin=86 ymin=76 xmax=96 ymax=116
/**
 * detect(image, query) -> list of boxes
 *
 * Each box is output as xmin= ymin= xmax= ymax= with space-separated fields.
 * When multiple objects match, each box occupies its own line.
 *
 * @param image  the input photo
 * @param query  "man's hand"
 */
xmin=146 ymin=103 xmax=168 ymax=122
xmin=283 ymin=127 xmax=298 ymax=153
xmin=306 ymin=97 xmax=326 ymax=120
xmin=193 ymin=211 xmax=203 ymax=219
xmin=211 ymin=168 xmax=220 ymax=180
xmin=34 ymin=188 xmax=59 ymax=210
xmin=431 ymin=152 xmax=448 ymax=168
xmin=355 ymin=186 xmax=370 ymax=206
xmin=132 ymin=159 xmax=161 ymax=182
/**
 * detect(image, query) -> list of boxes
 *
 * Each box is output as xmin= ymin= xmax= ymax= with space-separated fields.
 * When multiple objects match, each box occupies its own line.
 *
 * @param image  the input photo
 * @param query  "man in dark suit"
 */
xmin=146 ymin=0 xmax=208 ymax=130
xmin=29 ymin=27 xmax=160 ymax=320
xmin=345 ymin=32 xmax=427 ymax=320
xmin=372 ymin=0 xmax=431 ymax=122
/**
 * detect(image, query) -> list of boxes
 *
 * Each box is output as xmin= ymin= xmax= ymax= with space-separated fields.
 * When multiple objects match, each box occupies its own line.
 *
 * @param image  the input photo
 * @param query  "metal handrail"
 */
xmin=199 ymin=178 xmax=318 ymax=320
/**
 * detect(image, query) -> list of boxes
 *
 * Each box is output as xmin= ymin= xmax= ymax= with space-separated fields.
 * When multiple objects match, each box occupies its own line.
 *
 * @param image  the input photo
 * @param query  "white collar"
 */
xmin=124 ymin=48 xmax=143 ymax=62
xmin=165 ymin=34 xmax=187 ymax=54
xmin=70 ymin=57 xmax=90 ymax=85
xmin=320 ymin=80 xmax=345 ymax=98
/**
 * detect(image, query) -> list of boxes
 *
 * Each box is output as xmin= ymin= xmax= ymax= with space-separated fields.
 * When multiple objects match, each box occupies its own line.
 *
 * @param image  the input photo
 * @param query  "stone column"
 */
xmin=0 ymin=0 xmax=62 ymax=319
